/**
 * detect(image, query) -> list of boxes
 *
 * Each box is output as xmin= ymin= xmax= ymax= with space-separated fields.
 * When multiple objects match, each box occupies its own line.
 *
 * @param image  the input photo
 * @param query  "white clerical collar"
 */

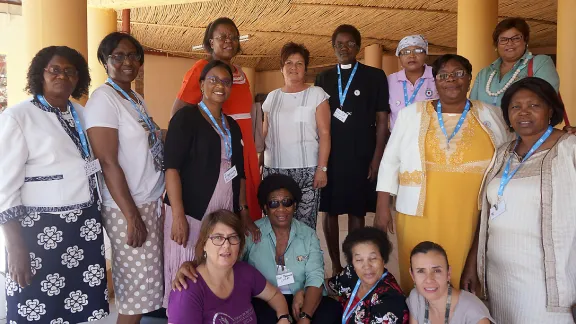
xmin=340 ymin=64 xmax=352 ymax=69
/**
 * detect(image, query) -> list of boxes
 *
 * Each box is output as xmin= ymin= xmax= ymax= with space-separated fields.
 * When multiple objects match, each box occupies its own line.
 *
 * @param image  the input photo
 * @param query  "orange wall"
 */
xmin=254 ymin=70 xmax=285 ymax=95
xmin=144 ymin=54 xmax=196 ymax=129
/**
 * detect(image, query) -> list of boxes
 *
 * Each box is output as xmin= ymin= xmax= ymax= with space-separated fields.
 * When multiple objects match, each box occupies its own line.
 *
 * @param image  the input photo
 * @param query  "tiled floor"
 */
xmin=0 ymin=213 xmax=399 ymax=324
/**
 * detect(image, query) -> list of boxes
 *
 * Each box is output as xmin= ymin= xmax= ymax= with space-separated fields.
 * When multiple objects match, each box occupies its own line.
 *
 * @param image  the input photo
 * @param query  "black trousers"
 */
xmin=252 ymin=294 xmax=342 ymax=324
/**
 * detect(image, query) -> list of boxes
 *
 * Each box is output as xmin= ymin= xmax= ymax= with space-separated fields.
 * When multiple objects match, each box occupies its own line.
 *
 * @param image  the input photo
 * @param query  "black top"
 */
xmin=163 ymin=105 xmax=245 ymax=220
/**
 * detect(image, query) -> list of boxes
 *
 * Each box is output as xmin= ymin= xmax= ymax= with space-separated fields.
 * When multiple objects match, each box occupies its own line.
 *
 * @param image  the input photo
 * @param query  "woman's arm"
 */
xmin=87 ymin=127 xmax=147 ymax=248
xmin=313 ymin=100 xmax=331 ymax=189
xmin=460 ymin=213 xmax=481 ymax=293
xmin=255 ymin=282 xmax=291 ymax=323
xmin=369 ymin=111 xmax=389 ymax=182
xmin=166 ymin=169 xmax=189 ymax=247
xmin=239 ymin=178 xmax=261 ymax=242
xmin=260 ymin=112 xmax=269 ymax=172
xmin=409 ymin=315 xmax=418 ymax=324
xmin=374 ymin=192 xmax=394 ymax=234
xmin=477 ymin=319 xmax=491 ymax=324
xmin=3 ymin=220 xmax=31 ymax=287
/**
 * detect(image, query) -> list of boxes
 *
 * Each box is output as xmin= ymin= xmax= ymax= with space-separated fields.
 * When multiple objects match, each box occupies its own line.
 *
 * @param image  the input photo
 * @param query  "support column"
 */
xmin=88 ymin=8 xmax=117 ymax=95
xmin=364 ymin=44 xmax=383 ymax=69
xmin=23 ymin=0 xmax=88 ymax=103
xmin=457 ymin=0 xmax=498 ymax=85
xmin=243 ymin=66 xmax=256 ymax=97
xmin=382 ymin=54 xmax=399 ymax=75
xmin=122 ymin=9 xmax=130 ymax=33
xmin=557 ymin=0 xmax=576 ymax=125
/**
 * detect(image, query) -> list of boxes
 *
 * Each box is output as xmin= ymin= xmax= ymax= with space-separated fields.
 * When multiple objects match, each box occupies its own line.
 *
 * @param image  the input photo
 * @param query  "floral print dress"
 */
xmin=328 ymin=265 xmax=409 ymax=324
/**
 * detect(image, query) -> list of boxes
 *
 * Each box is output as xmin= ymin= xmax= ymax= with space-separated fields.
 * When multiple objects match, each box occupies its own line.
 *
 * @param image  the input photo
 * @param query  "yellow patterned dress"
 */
xmin=396 ymin=102 xmax=495 ymax=294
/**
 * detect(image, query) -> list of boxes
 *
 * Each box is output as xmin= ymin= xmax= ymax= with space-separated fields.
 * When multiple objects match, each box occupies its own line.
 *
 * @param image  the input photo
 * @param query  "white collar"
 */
xmin=340 ymin=64 xmax=352 ymax=70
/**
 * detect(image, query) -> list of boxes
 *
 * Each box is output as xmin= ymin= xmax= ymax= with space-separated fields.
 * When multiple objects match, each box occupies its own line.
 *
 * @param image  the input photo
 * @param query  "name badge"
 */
xmin=150 ymin=139 xmax=163 ymax=158
xmin=489 ymin=199 xmax=506 ymax=220
xmin=224 ymin=165 xmax=238 ymax=183
xmin=85 ymin=159 xmax=102 ymax=177
xmin=276 ymin=272 xmax=295 ymax=287
xmin=334 ymin=108 xmax=348 ymax=123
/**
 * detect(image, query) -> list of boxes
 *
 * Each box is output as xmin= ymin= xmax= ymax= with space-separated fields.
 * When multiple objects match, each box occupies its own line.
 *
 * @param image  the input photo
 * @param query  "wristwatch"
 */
xmin=317 ymin=166 xmax=327 ymax=172
xmin=238 ymin=205 xmax=249 ymax=211
xmin=277 ymin=314 xmax=291 ymax=322
xmin=299 ymin=312 xmax=313 ymax=320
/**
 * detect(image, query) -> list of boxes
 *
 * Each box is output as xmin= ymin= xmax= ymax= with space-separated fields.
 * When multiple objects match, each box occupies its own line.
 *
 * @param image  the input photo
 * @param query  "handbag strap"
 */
xmin=527 ymin=57 xmax=570 ymax=126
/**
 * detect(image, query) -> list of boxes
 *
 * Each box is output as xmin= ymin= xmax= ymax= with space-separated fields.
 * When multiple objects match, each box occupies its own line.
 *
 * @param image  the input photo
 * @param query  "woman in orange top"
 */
xmin=171 ymin=17 xmax=262 ymax=223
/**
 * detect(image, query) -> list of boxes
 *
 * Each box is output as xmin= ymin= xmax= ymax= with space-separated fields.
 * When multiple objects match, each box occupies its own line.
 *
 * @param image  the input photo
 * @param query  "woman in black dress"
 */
xmin=315 ymin=24 xmax=390 ymax=275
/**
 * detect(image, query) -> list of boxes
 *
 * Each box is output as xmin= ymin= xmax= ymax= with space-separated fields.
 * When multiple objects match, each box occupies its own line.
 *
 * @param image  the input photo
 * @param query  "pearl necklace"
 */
xmin=485 ymin=53 xmax=531 ymax=97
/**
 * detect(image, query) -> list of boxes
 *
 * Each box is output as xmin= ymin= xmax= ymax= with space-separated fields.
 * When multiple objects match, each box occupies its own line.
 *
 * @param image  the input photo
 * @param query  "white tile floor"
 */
xmin=1 ymin=212 xmax=399 ymax=324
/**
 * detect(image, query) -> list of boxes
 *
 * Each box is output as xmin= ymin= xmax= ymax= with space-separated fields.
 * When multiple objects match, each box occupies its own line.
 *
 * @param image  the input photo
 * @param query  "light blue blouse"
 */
xmin=470 ymin=52 xmax=559 ymax=107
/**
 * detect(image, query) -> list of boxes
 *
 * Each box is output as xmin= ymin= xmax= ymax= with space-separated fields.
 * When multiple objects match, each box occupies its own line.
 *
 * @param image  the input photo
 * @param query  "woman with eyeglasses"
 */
xmin=84 ymin=32 xmax=165 ymax=323
xmin=375 ymin=54 xmax=512 ymax=294
xmin=261 ymin=42 xmax=331 ymax=230
xmin=163 ymin=60 xmax=259 ymax=308
xmin=0 ymin=46 xmax=109 ymax=323
xmin=166 ymin=209 xmax=291 ymax=324
xmin=470 ymin=17 xmax=559 ymax=107
xmin=171 ymin=17 xmax=262 ymax=226
xmin=172 ymin=174 xmax=343 ymax=324
xmin=387 ymin=35 xmax=438 ymax=130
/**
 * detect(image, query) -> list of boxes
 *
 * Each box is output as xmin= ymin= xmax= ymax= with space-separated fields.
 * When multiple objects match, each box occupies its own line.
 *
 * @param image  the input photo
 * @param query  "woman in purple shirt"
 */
xmin=168 ymin=210 xmax=290 ymax=324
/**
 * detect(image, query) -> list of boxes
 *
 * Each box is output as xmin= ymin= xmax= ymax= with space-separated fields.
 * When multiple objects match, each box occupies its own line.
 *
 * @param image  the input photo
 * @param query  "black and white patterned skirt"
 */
xmin=5 ymin=203 xmax=109 ymax=323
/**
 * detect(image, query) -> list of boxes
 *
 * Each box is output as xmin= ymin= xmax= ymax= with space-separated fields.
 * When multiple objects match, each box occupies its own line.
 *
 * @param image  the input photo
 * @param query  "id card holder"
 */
xmin=85 ymin=159 xmax=102 ymax=177
xmin=224 ymin=165 xmax=238 ymax=183
xmin=489 ymin=199 xmax=506 ymax=220
xmin=276 ymin=266 xmax=295 ymax=287
xmin=334 ymin=108 xmax=348 ymax=123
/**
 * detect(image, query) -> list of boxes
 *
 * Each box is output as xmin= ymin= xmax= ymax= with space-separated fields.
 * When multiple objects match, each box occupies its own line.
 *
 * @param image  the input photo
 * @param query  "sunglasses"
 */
xmin=435 ymin=70 xmax=468 ymax=81
xmin=399 ymin=48 xmax=426 ymax=56
xmin=267 ymin=198 xmax=295 ymax=209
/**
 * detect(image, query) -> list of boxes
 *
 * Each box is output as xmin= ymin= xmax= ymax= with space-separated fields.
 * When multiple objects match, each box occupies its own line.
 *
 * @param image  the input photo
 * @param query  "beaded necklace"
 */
xmin=485 ymin=53 xmax=532 ymax=99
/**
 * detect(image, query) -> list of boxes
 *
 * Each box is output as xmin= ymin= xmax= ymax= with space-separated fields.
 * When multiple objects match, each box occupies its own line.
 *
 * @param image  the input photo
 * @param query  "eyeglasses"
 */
xmin=334 ymin=41 xmax=357 ymax=49
xmin=498 ymin=35 xmax=524 ymax=45
xmin=108 ymin=53 xmax=142 ymax=65
xmin=205 ymin=76 xmax=232 ymax=88
xmin=208 ymin=234 xmax=241 ymax=246
xmin=212 ymin=34 xmax=240 ymax=42
xmin=44 ymin=66 xmax=78 ymax=78
xmin=267 ymin=198 xmax=295 ymax=209
xmin=399 ymin=48 xmax=426 ymax=56
xmin=435 ymin=70 xmax=468 ymax=81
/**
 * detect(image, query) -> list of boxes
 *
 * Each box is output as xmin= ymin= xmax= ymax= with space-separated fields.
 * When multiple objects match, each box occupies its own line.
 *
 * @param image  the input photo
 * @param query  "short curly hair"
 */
xmin=25 ymin=46 xmax=90 ymax=99
xmin=257 ymin=174 xmax=302 ymax=211
xmin=342 ymin=227 xmax=392 ymax=265
xmin=202 ymin=17 xmax=241 ymax=55
xmin=280 ymin=42 xmax=310 ymax=71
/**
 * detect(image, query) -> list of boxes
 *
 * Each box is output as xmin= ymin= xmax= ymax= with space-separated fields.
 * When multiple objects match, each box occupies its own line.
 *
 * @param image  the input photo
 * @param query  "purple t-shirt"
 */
xmin=167 ymin=261 xmax=267 ymax=324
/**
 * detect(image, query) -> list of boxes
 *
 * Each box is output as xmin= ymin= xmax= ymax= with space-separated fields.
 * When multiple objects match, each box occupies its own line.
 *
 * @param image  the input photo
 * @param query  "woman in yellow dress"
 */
xmin=374 ymin=54 xmax=511 ymax=294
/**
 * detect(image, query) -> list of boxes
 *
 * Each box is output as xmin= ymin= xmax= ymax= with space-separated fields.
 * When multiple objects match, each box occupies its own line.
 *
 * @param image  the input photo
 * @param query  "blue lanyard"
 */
xmin=37 ymin=95 xmax=90 ymax=159
xmin=498 ymin=125 xmax=553 ymax=197
xmin=436 ymin=100 xmax=471 ymax=147
xmin=199 ymin=101 xmax=232 ymax=160
xmin=403 ymin=78 xmax=425 ymax=107
xmin=106 ymin=78 xmax=157 ymax=142
xmin=342 ymin=272 xmax=388 ymax=324
xmin=337 ymin=62 xmax=358 ymax=109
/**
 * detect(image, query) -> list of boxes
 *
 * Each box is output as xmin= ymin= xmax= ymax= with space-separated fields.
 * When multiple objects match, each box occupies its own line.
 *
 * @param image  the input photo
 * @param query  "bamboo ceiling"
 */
xmin=100 ymin=0 xmax=557 ymax=71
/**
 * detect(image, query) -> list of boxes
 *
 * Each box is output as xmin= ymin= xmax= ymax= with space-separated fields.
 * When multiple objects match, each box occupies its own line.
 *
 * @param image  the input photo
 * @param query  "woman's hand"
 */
xmin=126 ymin=214 xmax=148 ymax=248
xmin=258 ymin=153 xmax=264 ymax=175
xmin=172 ymin=261 xmax=199 ymax=291
xmin=170 ymin=212 xmax=189 ymax=247
xmin=563 ymin=125 xmax=576 ymax=134
xmin=374 ymin=203 xmax=394 ymax=234
xmin=460 ymin=262 xmax=479 ymax=294
xmin=291 ymin=289 xmax=305 ymax=318
xmin=243 ymin=209 xmax=261 ymax=243
xmin=7 ymin=244 xmax=32 ymax=288
xmin=312 ymin=169 xmax=327 ymax=189
xmin=367 ymin=158 xmax=380 ymax=182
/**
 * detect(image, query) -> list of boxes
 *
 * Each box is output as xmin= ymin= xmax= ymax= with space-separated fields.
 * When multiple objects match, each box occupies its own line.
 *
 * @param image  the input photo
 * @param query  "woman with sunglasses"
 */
xmin=167 ymin=209 xmax=291 ymax=324
xmin=171 ymin=17 xmax=262 ymax=225
xmin=172 ymin=174 xmax=343 ymax=323
xmin=0 ymin=46 xmax=109 ymax=323
xmin=387 ymin=35 xmax=438 ymax=130
xmin=375 ymin=54 xmax=512 ymax=294
xmin=84 ymin=32 xmax=165 ymax=323
xmin=470 ymin=17 xmax=559 ymax=107
xmin=163 ymin=60 xmax=259 ymax=308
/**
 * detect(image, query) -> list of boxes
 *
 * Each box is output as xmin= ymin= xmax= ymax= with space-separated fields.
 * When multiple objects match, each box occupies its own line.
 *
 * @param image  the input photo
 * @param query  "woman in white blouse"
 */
xmin=261 ymin=42 xmax=331 ymax=230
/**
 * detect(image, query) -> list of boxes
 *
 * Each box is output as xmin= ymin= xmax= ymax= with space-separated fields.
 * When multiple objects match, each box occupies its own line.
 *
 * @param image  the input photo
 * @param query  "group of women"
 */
xmin=0 ymin=12 xmax=574 ymax=324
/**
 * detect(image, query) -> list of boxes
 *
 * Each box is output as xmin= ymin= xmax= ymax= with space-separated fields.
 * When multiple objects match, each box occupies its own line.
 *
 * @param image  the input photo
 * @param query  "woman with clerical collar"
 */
xmin=314 ymin=24 xmax=390 ymax=276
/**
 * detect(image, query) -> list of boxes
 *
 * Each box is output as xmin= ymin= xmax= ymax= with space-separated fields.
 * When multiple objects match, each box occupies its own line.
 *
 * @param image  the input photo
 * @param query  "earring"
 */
xmin=203 ymin=251 xmax=207 ymax=259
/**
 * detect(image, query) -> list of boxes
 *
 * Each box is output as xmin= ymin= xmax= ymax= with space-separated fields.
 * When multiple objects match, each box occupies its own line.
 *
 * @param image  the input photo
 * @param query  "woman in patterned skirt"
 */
xmin=261 ymin=42 xmax=331 ymax=230
xmin=0 ymin=46 xmax=108 ymax=323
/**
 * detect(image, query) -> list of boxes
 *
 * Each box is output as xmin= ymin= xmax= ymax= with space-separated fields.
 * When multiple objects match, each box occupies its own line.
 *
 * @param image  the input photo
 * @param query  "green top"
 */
xmin=470 ymin=52 xmax=559 ymax=107
xmin=243 ymin=217 xmax=325 ymax=294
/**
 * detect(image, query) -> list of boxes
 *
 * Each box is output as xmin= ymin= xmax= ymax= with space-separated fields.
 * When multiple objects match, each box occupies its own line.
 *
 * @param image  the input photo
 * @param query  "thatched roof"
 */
xmin=97 ymin=0 xmax=556 ymax=71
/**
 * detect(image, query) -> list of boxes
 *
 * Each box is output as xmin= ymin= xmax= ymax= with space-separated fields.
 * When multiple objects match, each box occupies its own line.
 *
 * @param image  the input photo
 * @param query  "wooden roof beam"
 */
xmin=88 ymin=0 xmax=210 ymax=10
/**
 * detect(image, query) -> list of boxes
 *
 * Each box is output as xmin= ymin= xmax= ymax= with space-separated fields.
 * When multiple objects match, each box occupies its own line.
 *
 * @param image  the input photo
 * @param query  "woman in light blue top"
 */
xmin=470 ymin=17 xmax=559 ymax=107
xmin=172 ymin=174 xmax=343 ymax=323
